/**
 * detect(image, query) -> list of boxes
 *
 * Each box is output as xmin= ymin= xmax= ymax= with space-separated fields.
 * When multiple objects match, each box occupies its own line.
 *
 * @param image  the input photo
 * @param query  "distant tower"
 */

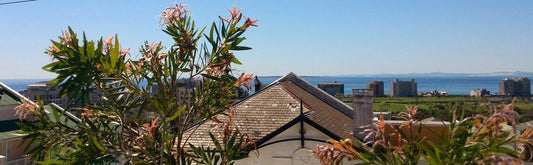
xmin=367 ymin=81 xmax=384 ymax=97
xmin=499 ymin=77 xmax=531 ymax=97
xmin=390 ymin=79 xmax=417 ymax=97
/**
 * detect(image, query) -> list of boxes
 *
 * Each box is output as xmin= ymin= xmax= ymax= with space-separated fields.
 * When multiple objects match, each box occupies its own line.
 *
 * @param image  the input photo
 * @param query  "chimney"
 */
xmin=353 ymin=89 xmax=374 ymax=140
xmin=254 ymin=76 xmax=263 ymax=93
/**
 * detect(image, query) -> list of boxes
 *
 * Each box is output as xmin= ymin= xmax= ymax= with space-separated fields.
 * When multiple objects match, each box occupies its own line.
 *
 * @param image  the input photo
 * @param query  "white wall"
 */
xmin=0 ymin=105 xmax=17 ymax=121
xmin=234 ymin=122 xmax=335 ymax=165
xmin=0 ymin=155 xmax=5 ymax=165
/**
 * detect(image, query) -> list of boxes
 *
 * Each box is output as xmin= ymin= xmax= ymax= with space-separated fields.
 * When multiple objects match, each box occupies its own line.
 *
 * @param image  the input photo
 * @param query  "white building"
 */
xmin=470 ymin=88 xmax=490 ymax=97
xmin=20 ymin=81 xmax=67 ymax=107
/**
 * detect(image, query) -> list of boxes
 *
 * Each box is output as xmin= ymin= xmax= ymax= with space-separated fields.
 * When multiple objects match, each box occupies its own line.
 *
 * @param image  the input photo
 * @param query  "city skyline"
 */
xmin=1 ymin=0 xmax=533 ymax=79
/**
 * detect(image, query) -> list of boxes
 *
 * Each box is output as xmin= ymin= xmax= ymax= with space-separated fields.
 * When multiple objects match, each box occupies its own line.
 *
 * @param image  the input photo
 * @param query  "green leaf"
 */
xmin=169 ymin=105 xmax=187 ymax=121
xmin=231 ymin=46 xmax=251 ymax=50
xmin=210 ymin=132 xmax=223 ymax=152
xmin=493 ymin=147 xmax=519 ymax=157
xmin=92 ymin=136 xmax=105 ymax=151
xmin=230 ymin=58 xmax=241 ymax=65
xmin=51 ymin=105 xmax=60 ymax=123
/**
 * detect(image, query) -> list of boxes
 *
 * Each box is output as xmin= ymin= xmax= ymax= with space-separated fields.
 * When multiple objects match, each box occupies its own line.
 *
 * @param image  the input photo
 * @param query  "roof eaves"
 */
xmin=47 ymin=103 xmax=82 ymax=124
xmin=253 ymin=115 xmax=304 ymax=148
xmin=0 ymin=82 xmax=34 ymax=104
xmin=302 ymin=116 xmax=342 ymax=140
xmin=254 ymin=115 xmax=346 ymax=149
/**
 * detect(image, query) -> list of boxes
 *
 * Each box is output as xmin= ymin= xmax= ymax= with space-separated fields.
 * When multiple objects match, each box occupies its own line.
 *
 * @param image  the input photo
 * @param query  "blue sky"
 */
xmin=1 ymin=0 xmax=532 ymax=79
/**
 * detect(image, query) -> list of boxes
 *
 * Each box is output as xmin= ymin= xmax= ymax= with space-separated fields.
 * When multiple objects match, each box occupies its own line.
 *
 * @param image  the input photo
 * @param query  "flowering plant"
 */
xmin=314 ymin=102 xmax=533 ymax=165
xmin=19 ymin=3 xmax=257 ymax=164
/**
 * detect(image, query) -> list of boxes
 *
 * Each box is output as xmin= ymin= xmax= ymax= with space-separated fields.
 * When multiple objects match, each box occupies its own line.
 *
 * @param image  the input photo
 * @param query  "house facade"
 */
xmin=185 ymin=73 xmax=366 ymax=165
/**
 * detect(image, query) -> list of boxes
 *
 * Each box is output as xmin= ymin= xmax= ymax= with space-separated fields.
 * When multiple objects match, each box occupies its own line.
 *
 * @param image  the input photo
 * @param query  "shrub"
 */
xmin=314 ymin=102 xmax=533 ymax=164
xmin=17 ymin=3 xmax=258 ymax=164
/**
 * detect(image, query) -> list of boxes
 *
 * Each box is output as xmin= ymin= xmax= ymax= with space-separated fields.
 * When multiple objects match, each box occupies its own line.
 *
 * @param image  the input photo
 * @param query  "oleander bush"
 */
xmin=16 ymin=3 xmax=258 ymax=164
xmin=314 ymin=102 xmax=533 ymax=165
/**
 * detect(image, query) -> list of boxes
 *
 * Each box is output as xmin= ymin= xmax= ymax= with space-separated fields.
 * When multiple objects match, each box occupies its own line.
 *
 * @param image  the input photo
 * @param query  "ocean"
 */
xmin=255 ymin=76 xmax=524 ymax=95
xmin=0 ymin=76 xmax=529 ymax=95
xmin=0 ymin=79 xmax=48 ymax=92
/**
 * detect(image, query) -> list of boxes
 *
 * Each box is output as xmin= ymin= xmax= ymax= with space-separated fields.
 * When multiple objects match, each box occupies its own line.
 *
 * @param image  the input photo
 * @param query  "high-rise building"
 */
xmin=317 ymin=81 xmax=344 ymax=97
xmin=367 ymin=81 xmax=384 ymax=97
xmin=20 ymin=81 xmax=109 ymax=108
xmin=151 ymin=83 xmax=195 ymax=105
xmin=20 ymin=81 xmax=67 ymax=107
xmin=499 ymin=78 xmax=531 ymax=97
xmin=390 ymin=79 xmax=417 ymax=97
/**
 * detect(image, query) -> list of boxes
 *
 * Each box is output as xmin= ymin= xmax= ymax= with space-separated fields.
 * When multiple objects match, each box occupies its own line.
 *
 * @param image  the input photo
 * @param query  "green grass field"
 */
xmin=343 ymin=96 xmax=533 ymax=122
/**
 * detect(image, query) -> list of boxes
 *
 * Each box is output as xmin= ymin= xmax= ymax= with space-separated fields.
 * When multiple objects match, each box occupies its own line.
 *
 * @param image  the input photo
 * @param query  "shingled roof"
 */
xmin=184 ymin=72 xmax=355 ymax=148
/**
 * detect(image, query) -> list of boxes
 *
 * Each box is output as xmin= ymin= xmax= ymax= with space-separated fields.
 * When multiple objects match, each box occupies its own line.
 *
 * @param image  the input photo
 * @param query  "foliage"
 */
xmin=314 ymin=102 xmax=533 ymax=165
xmin=358 ymin=96 xmax=533 ymax=122
xmin=188 ymin=109 xmax=254 ymax=165
xmin=17 ymin=3 xmax=258 ymax=164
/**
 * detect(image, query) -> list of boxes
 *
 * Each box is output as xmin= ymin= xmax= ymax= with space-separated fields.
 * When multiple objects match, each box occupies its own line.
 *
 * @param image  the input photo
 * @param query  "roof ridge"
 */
xmin=232 ymin=82 xmax=280 ymax=107
xmin=274 ymin=73 xmax=354 ymax=118
xmin=270 ymin=72 xmax=296 ymax=84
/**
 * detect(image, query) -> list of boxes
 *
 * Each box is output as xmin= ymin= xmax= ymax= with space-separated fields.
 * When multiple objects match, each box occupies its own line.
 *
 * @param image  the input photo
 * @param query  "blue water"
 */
xmin=255 ymin=76 xmax=525 ymax=95
xmin=1 ymin=76 xmax=530 ymax=95
xmin=0 ymin=79 xmax=48 ymax=92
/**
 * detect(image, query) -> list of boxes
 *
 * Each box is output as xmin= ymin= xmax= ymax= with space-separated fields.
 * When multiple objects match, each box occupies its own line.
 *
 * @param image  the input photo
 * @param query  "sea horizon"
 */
xmin=2 ymin=75 xmax=531 ymax=95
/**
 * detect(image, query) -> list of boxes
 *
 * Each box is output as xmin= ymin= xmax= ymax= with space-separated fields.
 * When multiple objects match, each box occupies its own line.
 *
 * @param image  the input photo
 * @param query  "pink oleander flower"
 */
xmin=241 ymin=17 xmax=259 ymax=31
xmin=46 ymin=44 xmax=60 ymax=55
xmin=120 ymin=48 xmax=130 ymax=57
xmin=159 ymin=3 xmax=190 ymax=26
xmin=142 ymin=117 xmax=159 ymax=136
xmin=80 ymin=108 xmax=95 ymax=119
xmin=219 ymin=6 xmax=242 ymax=23
xmin=234 ymin=73 xmax=253 ymax=89
xmin=14 ymin=99 xmax=39 ymax=119
xmin=142 ymin=42 xmax=163 ymax=60
xmin=60 ymin=30 xmax=71 ymax=45
xmin=105 ymin=35 xmax=114 ymax=45
xmin=313 ymin=139 xmax=360 ymax=165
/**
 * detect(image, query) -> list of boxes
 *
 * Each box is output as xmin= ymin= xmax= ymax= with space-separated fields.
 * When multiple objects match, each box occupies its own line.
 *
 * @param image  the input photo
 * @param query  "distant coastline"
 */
xmin=259 ymin=71 xmax=533 ymax=78
xmin=336 ymin=71 xmax=533 ymax=78
xmin=256 ymin=75 xmax=532 ymax=95
xmin=1 ymin=71 xmax=532 ymax=95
